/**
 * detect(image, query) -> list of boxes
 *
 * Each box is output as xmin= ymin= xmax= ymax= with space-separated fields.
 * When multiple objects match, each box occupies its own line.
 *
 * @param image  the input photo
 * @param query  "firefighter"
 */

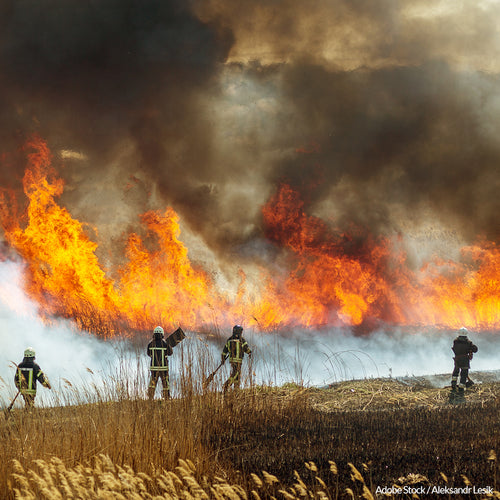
xmin=147 ymin=326 xmax=173 ymax=400
xmin=449 ymin=327 xmax=478 ymax=403
xmin=14 ymin=347 xmax=51 ymax=408
xmin=221 ymin=325 xmax=252 ymax=393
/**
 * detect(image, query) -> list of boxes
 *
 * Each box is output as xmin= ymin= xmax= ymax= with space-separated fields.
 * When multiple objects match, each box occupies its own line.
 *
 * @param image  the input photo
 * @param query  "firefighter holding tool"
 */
xmin=449 ymin=327 xmax=478 ymax=403
xmin=14 ymin=347 xmax=51 ymax=408
xmin=147 ymin=325 xmax=185 ymax=400
xmin=221 ymin=325 xmax=252 ymax=393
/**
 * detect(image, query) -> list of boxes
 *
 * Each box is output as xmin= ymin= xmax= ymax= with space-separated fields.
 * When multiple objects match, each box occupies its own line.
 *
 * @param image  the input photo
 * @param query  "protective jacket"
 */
xmin=147 ymin=338 xmax=173 ymax=371
xmin=222 ymin=334 xmax=252 ymax=364
xmin=14 ymin=358 xmax=50 ymax=395
xmin=452 ymin=335 xmax=478 ymax=369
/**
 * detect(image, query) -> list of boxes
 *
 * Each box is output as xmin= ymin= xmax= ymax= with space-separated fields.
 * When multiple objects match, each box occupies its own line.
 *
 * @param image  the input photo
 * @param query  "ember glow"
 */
xmin=0 ymin=137 xmax=498 ymax=336
xmin=0 ymin=1 xmax=499 ymax=338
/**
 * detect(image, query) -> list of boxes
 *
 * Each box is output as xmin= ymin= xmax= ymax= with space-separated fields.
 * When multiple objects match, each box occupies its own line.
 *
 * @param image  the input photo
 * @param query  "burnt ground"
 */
xmin=203 ymin=374 xmax=500 ymax=497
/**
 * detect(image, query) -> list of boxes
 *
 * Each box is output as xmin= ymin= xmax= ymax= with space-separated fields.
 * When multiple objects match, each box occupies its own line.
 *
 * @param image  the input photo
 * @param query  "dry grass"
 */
xmin=6 ymin=454 xmax=368 ymax=499
xmin=1 ymin=359 xmax=499 ymax=499
xmin=306 ymin=377 xmax=499 ymax=411
xmin=8 ymin=452 xmax=500 ymax=499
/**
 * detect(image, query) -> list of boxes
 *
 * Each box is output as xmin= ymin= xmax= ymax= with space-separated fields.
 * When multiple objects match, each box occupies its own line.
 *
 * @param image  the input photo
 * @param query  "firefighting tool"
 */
xmin=166 ymin=327 xmax=186 ymax=348
xmin=5 ymin=361 xmax=20 ymax=419
xmin=203 ymin=360 xmax=224 ymax=389
xmin=5 ymin=391 xmax=20 ymax=416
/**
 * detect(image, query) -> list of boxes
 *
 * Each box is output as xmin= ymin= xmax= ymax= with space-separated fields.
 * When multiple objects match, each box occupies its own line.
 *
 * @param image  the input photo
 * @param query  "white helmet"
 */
xmin=24 ymin=347 xmax=35 ymax=358
xmin=153 ymin=326 xmax=164 ymax=337
xmin=458 ymin=327 xmax=469 ymax=336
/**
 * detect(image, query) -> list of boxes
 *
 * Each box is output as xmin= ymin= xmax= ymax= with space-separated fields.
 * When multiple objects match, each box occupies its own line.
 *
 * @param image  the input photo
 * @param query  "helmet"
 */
xmin=232 ymin=325 xmax=243 ymax=336
xmin=458 ymin=327 xmax=469 ymax=336
xmin=153 ymin=326 xmax=164 ymax=338
xmin=24 ymin=347 xmax=35 ymax=358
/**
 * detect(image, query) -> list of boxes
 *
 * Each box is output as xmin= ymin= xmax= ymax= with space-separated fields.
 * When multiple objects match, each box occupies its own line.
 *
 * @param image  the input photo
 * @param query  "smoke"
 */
xmin=0 ymin=0 xmax=499 ymax=340
xmin=0 ymin=0 xmax=234 ymax=258
xmin=2 ymin=257 xmax=499 ymax=410
xmin=0 ymin=260 xmax=140 ymax=409
xmin=246 ymin=326 xmax=500 ymax=387
xmin=0 ymin=0 xmax=499 ymax=261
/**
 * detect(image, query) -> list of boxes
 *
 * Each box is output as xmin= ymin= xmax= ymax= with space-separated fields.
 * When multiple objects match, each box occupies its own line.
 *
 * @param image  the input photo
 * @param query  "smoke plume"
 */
xmin=0 ymin=0 xmax=499 ymax=259
xmin=0 ymin=0 xmax=499 ymax=342
xmin=0 ymin=260 xmax=131 ymax=408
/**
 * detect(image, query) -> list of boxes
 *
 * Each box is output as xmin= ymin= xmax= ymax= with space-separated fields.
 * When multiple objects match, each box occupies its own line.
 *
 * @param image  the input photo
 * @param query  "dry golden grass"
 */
xmin=1 ymin=359 xmax=499 ymax=499
xmin=9 ymin=453 xmax=500 ymax=499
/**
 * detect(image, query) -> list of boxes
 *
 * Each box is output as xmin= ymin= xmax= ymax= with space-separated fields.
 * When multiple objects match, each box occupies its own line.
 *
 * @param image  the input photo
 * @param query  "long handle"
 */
xmin=6 ymin=390 xmax=20 ymax=413
xmin=203 ymin=361 xmax=224 ymax=389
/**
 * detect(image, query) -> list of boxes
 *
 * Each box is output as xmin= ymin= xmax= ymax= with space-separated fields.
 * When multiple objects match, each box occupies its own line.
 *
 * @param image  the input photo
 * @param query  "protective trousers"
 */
xmin=148 ymin=370 xmax=170 ymax=400
xmin=223 ymin=362 xmax=242 ymax=393
xmin=451 ymin=365 xmax=468 ymax=390
xmin=21 ymin=394 xmax=35 ymax=408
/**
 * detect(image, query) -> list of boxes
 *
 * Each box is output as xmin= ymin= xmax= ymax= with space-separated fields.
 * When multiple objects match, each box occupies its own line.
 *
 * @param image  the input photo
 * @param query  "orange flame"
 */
xmin=118 ymin=208 xmax=227 ymax=329
xmin=0 ymin=137 xmax=120 ymax=329
xmin=416 ymin=243 xmax=500 ymax=329
xmin=258 ymin=184 xmax=408 ymax=328
xmin=0 ymin=136 xmax=499 ymax=335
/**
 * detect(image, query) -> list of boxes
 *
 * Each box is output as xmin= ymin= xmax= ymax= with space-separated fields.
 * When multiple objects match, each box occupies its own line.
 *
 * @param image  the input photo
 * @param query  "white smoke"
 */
xmin=204 ymin=326 xmax=500 ymax=389
xmin=0 ymin=260 xmax=143 ymax=409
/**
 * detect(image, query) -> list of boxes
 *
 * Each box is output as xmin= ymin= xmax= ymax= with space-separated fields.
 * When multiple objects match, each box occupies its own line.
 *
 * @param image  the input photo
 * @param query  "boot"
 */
xmin=456 ymin=387 xmax=465 ymax=403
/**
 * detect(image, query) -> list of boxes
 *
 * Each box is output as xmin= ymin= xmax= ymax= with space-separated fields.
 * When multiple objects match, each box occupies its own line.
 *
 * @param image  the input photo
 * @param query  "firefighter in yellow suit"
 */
xmin=147 ymin=326 xmax=173 ymax=400
xmin=14 ymin=347 xmax=51 ymax=408
xmin=221 ymin=325 xmax=252 ymax=393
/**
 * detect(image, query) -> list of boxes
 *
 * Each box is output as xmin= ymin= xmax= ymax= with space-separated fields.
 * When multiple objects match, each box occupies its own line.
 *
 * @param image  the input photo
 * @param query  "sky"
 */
xmin=0 ymin=0 xmax=499 ymax=402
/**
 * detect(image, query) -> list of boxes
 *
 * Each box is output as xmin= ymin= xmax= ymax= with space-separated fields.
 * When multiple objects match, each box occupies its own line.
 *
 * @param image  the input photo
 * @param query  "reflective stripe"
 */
xmin=150 ymin=347 xmax=169 ymax=370
xmin=150 ymin=366 xmax=169 ymax=372
xmin=228 ymin=339 xmax=242 ymax=363
xmin=19 ymin=367 xmax=37 ymax=395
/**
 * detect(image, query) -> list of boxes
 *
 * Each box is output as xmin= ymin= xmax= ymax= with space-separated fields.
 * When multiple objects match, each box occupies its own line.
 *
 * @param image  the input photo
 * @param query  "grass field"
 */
xmin=1 ymin=368 xmax=499 ymax=499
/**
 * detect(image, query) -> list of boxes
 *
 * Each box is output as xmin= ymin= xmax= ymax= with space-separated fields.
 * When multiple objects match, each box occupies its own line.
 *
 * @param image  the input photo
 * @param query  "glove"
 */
xmin=221 ymin=355 xmax=226 ymax=364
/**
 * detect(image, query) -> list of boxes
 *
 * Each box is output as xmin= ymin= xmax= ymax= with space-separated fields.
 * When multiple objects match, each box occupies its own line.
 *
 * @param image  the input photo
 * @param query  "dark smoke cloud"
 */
xmin=195 ymin=0 xmax=500 ymax=246
xmin=0 ymin=0 xmax=232 ymax=188
xmin=1 ymin=0 xmax=499 ymax=268
xmin=271 ymin=61 xmax=500 ymax=241
xmin=0 ymin=0 xmax=235 ymax=256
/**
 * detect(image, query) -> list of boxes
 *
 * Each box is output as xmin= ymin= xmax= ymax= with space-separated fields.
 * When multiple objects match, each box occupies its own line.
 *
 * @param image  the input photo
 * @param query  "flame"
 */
xmin=257 ymin=184 xmax=408 ymax=328
xmin=0 ymin=136 xmax=499 ymax=336
xmin=416 ymin=243 xmax=500 ymax=329
xmin=258 ymin=184 xmax=500 ymax=330
xmin=118 ymin=209 xmax=227 ymax=329
xmin=0 ymin=137 xmax=121 ymax=332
